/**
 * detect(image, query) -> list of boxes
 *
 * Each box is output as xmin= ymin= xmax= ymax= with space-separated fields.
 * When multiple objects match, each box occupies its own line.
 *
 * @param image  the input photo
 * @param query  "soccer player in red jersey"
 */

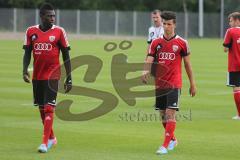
xmin=223 ymin=12 xmax=240 ymax=120
xmin=22 ymin=3 xmax=72 ymax=153
xmin=141 ymin=11 xmax=196 ymax=155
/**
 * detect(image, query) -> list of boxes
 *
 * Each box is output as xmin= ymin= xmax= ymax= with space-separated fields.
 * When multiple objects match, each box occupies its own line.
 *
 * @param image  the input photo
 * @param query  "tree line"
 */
xmin=0 ymin=0 xmax=239 ymax=13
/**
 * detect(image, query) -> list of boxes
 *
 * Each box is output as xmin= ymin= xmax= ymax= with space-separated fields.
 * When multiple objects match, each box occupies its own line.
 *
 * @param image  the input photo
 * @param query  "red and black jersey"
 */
xmin=223 ymin=27 xmax=240 ymax=72
xmin=23 ymin=25 xmax=70 ymax=80
xmin=148 ymin=35 xmax=190 ymax=89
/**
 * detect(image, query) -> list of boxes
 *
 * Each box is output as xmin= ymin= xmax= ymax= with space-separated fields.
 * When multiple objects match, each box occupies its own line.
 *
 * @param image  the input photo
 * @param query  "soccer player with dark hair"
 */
xmin=142 ymin=11 xmax=196 ymax=155
xmin=223 ymin=12 xmax=240 ymax=120
xmin=22 ymin=3 xmax=72 ymax=153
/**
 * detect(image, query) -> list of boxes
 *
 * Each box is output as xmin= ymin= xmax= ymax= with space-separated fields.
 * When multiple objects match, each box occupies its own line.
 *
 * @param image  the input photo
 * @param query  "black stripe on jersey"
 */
xmin=180 ymin=49 xmax=190 ymax=57
xmin=58 ymin=40 xmax=71 ymax=52
xmin=223 ymin=43 xmax=232 ymax=48
xmin=147 ymin=54 xmax=155 ymax=57
xmin=22 ymin=45 xmax=32 ymax=50
xmin=147 ymin=40 xmax=152 ymax=44
xmin=60 ymin=46 xmax=71 ymax=52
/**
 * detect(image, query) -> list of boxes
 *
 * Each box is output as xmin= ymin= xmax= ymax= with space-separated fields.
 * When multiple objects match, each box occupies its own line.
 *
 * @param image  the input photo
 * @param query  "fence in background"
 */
xmin=0 ymin=8 xmax=228 ymax=38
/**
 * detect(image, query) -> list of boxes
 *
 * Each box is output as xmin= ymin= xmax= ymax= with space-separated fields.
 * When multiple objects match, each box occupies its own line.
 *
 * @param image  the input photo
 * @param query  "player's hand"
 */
xmin=23 ymin=72 xmax=31 ymax=83
xmin=141 ymin=70 xmax=150 ymax=84
xmin=224 ymin=47 xmax=228 ymax=53
xmin=64 ymin=78 xmax=72 ymax=93
xmin=189 ymin=84 xmax=197 ymax=97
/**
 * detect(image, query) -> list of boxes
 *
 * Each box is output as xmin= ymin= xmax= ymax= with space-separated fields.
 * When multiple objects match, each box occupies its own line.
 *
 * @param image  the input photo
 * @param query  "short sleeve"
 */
xmin=147 ymin=27 xmax=153 ymax=44
xmin=23 ymin=28 xmax=31 ymax=49
xmin=223 ymin=29 xmax=232 ymax=48
xmin=147 ymin=40 xmax=157 ymax=57
xmin=160 ymin=27 xmax=164 ymax=37
xmin=180 ymin=40 xmax=190 ymax=57
xmin=59 ymin=27 xmax=70 ymax=50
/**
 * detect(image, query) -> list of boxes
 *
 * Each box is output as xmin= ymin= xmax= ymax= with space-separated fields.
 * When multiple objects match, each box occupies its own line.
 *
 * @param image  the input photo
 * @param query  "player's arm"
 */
xmin=146 ymin=28 xmax=152 ymax=54
xmin=223 ymin=29 xmax=232 ymax=53
xmin=22 ymin=46 xmax=32 ymax=83
xmin=59 ymin=27 xmax=72 ymax=93
xmin=223 ymin=43 xmax=231 ymax=52
xmin=142 ymin=56 xmax=154 ymax=84
xmin=146 ymin=44 xmax=150 ymax=54
xmin=61 ymin=48 xmax=72 ymax=93
xmin=183 ymin=55 xmax=196 ymax=97
xmin=142 ymin=39 xmax=156 ymax=83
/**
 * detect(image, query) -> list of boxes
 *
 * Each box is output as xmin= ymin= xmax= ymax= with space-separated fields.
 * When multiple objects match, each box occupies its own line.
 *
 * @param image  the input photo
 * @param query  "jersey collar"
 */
xmin=163 ymin=34 xmax=177 ymax=41
xmin=37 ymin=24 xmax=55 ymax=32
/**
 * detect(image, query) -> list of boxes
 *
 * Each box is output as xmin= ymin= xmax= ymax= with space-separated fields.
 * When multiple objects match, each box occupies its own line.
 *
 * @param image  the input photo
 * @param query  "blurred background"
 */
xmin=1 ymin=1 xmax=240 ymax=159
xmin=0 ymin=0 xmax=239 ymax=38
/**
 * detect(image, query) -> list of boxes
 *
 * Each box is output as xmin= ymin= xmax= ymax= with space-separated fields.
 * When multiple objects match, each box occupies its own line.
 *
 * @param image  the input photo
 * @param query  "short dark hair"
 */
xmin=39 ymin=3 xmax=54 ymax=15
xmin=228 ymin=12 xmax=240 ymax=21
xmin=161 ymin=11 xmax=176 ymax=23
xmin=152 ymin=9 xmax=161 ymax=15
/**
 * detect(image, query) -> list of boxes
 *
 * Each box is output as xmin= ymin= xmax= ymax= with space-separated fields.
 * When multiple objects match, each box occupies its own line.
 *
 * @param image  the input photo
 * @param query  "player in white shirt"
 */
xmin=147 ymin=10 xmax=164 ymax=76
xmin=147 ymin=10 xmax=164 ymax=44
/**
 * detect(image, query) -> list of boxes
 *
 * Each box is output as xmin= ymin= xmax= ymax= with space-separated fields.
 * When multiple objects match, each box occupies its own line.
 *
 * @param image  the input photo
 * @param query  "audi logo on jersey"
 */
xmin=34 ymin=43 xmax=52 ymax=51
xmin=158 ymin=52 xmax=176 ymax=60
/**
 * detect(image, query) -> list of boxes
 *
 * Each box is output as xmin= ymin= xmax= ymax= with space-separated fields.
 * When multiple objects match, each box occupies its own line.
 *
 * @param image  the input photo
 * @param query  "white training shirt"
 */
xmin=147 ymin=26 xmax=164 ymax=44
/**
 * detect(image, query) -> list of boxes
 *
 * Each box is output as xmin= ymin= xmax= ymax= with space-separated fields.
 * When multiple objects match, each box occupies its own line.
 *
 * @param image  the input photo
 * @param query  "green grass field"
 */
xmin=0 ymin=38 xmax=240 ymax=160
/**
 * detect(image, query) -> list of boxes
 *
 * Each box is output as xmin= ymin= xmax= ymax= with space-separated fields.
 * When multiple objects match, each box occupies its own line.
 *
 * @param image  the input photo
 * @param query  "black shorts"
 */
xmin=227 ymin=72 xmax=240 ymax=87
xmin=155 ymin=88 xmax=181 ymax=111
xmin=32 ymin=80 xmax=59 ymax=107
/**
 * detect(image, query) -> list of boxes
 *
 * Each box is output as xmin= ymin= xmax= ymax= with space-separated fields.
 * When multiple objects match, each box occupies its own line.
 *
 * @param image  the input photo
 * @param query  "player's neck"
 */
xmin=39 ymin=24 xmax=53 ymax=32
xmin=154 ymin=23 xmax=161 ymax=28
xmin=164 ymin=33 xmax=176 ymax=40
